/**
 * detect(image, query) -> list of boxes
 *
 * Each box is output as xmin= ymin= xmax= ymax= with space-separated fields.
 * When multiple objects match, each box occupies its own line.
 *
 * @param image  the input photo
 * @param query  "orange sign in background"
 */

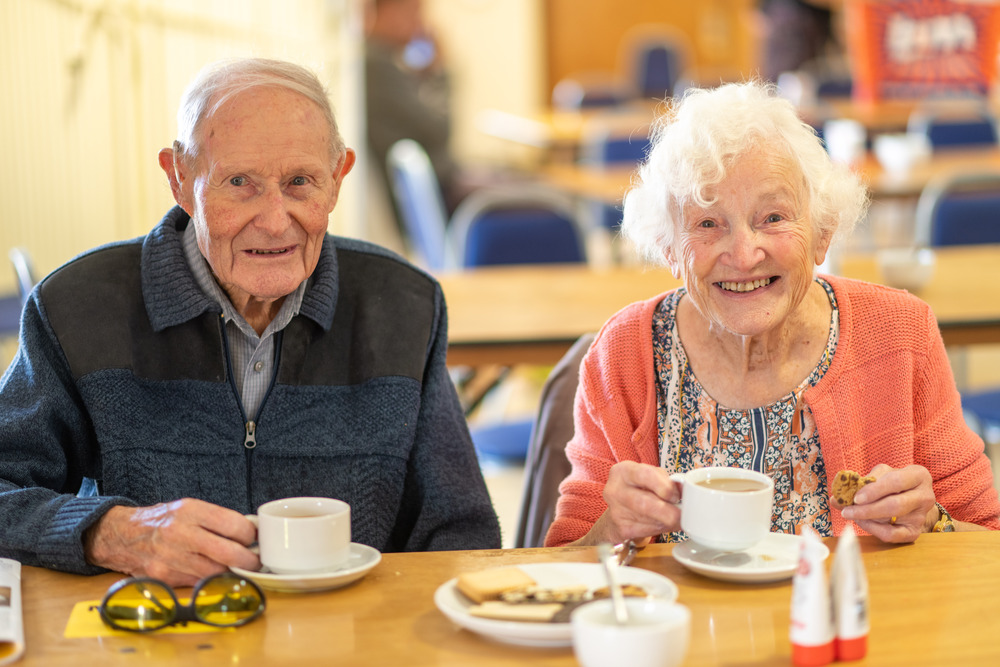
xmin=847 ymin=0 xmax=1000 ymax=101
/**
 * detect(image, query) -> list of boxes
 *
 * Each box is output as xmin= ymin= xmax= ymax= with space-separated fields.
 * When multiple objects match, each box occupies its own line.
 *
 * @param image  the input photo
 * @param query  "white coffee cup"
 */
xmin=670 ymin=467 xmax=773 ymax=551
xmin=251 ymin=497 xmax=351 ymax=575
xmin=572 ymin=598 xmax=691 ymax=667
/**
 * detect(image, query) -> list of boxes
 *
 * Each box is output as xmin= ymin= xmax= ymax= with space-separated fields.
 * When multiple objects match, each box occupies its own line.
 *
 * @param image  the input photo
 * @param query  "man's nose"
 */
xmin=255 ymin=184 xmax=292 ymax=234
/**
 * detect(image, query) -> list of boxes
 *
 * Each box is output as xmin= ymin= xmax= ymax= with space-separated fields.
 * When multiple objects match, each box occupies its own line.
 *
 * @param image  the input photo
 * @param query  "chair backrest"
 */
xmin=619 ymin=25 xmax=691 ymax=100
xmin=915 ymin=171 xmax=1000 ymax=247
xmin=514 ymin=333 xmax=595 ymax=549
xmin=908 ymin=108 xmax=999 ymax=149
xmin=385 ymin=139 xmax=451 ymax=270
xmin=580 ymin=128 xmax=651 ymax=167
xmin=9 ymin=247 xmax=36 ymax=306
xmin=449 ymin=187 xmax=587 ymax=267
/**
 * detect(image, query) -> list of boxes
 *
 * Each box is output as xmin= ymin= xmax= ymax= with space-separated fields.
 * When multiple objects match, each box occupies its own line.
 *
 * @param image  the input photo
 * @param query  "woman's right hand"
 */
xmin=572 ymin=461 xmax=682 ymax=546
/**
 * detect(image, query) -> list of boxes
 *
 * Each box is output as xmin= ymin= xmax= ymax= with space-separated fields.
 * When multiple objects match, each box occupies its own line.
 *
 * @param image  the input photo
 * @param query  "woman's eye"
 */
xmin=698 ymin=219 xmax=716 ymax=228
xmin=765 ymin=213 xmax=783 ymax=223
xmin=229 ymin=176 xmax=246 ymax=187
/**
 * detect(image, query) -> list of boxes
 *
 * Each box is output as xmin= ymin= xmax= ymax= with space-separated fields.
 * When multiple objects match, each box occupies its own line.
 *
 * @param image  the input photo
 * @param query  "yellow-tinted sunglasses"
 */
xmin=97 ymin=572 xmax=265 ymax=632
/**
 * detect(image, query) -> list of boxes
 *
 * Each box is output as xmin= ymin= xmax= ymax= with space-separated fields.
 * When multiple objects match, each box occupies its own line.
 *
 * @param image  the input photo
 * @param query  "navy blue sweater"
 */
xmin=0 ymin=207 xmax=500 ymax=574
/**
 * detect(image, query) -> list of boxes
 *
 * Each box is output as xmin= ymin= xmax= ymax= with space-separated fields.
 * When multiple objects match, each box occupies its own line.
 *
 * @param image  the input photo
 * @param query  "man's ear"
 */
xmin=326 ymin=148 xmax=357 ymax=213
xmin=158 ymin=147 xmax=193 ymax=214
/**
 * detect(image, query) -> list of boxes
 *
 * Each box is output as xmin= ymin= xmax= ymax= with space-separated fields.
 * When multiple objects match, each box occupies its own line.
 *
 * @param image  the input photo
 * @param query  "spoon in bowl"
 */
xmin=597 ymin=542 xmax=628 ymax=624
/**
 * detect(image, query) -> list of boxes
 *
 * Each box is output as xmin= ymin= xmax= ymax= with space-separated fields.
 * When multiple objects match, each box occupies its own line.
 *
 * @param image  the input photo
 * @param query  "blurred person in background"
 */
xmin=365 ymin=0 xmax=458 ymax=218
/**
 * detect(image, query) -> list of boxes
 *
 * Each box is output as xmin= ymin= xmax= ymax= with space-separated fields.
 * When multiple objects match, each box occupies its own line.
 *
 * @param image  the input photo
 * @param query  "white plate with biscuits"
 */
xmin=434 ymin=563 xmax=679 ymax=647
xmin=673 ymin=532 xmax=828 ymax=583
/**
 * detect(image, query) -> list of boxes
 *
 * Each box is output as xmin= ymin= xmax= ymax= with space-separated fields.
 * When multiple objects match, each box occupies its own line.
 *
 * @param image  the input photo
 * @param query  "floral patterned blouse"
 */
xmin=652 ymin=278 xmax=840 ymax=541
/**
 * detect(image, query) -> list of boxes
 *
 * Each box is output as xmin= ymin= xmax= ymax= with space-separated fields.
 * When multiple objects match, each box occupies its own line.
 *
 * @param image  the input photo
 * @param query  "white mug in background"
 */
xmin=670 ymin=467 xmax=773 ymax=551
xmin=250 ymin=497 xmax=351 ymax=575
xmin=823 ymin=118 xmax=866 ymax=167
xmin=572 ymin=598 xmax=691 ymax=667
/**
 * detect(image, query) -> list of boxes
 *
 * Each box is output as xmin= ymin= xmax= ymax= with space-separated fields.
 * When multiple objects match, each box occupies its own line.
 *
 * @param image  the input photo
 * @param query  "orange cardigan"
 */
xmin=546 ymin=276 xmax=1000 ymax=546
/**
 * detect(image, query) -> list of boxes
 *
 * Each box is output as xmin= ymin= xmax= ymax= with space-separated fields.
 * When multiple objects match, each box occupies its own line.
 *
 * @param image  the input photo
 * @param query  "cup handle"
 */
xmin=244 ymin=514 xmax=259 ymax=551
xmin=669 ymin=473 xmax=685 ymax=505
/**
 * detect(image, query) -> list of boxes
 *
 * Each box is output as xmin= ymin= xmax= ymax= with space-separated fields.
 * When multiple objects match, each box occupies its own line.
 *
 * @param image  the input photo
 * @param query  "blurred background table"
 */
xmin=440 ymin=245 xmax=1000 ymax=367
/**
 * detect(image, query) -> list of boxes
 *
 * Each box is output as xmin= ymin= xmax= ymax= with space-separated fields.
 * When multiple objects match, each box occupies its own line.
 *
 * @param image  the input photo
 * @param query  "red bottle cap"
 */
xmin=836 ymin=635 xmax=868 ymax=661
xmin=792 ymin=640 xmax=835 ymax=666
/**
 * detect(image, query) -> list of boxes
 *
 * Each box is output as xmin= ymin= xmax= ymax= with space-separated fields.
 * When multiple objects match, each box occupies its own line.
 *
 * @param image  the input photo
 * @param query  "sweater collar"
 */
xmin=141 ymin=206 xmax=338 ymax=332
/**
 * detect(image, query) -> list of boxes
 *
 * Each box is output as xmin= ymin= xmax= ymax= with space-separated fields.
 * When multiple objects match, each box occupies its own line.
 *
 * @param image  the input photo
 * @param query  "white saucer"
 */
xmin=434 ymin=562 xmax=679 ymax=648
xmin=673 ymin=533 xmax=828 ymax=584
xmin=230 ymin=543 xmax=381 ymax=593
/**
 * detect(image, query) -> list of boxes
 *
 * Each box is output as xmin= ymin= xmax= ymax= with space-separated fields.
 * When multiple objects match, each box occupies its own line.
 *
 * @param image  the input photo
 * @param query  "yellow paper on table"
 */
xmin=65 ymin=599 xmax=235 ymax=638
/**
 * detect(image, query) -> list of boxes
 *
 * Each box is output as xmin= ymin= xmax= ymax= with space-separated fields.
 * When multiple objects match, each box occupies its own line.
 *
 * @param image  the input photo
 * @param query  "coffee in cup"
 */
xmin=251 ymin=497 xmax=351 ymax=574
xmin=670 ymin=467 xmax=773 ymax=551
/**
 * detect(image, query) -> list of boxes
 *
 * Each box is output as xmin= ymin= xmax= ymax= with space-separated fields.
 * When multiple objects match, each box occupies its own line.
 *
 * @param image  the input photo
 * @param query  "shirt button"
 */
xmin=254 ymin=361 xmax=264 ymax=372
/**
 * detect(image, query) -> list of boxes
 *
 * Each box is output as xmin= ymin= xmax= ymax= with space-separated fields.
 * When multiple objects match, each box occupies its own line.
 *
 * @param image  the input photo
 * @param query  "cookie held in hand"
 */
xmin=832 ymin=470 xmax=876 ymax=506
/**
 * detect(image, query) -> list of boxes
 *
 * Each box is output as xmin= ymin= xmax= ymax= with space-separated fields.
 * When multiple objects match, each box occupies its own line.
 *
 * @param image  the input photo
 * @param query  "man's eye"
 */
xmin=290 ymin=176 xmax=308 ymax=186
xmin=765 ymin=213 xmax=783 ymax=223
xmin=229 ymin=176 xmax=246 ymax=187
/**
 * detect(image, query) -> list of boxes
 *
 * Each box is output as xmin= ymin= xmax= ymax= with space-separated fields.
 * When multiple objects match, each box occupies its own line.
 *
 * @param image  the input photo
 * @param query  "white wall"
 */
xmin=0 ymin=0 xmax=362 ymax=287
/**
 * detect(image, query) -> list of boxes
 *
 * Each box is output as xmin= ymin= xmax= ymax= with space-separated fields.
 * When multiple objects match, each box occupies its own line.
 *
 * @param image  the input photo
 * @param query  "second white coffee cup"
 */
xmin=251 ymin=497 xmax=351 ymax=575
xmin=670 ymin=467 xmax=773 ymax=551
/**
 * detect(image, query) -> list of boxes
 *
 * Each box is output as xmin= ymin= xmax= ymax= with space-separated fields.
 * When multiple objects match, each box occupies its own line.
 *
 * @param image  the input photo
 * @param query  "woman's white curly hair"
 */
xmin=621 ymin=80 xmax=869 ymax=265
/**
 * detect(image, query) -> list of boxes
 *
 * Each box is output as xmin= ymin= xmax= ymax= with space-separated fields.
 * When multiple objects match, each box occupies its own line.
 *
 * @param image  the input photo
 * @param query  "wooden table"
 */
xmin=439 ymin=245 xmax=1000 ymax=367
xmin=19 ymin=532 xmax=1000 ymax=665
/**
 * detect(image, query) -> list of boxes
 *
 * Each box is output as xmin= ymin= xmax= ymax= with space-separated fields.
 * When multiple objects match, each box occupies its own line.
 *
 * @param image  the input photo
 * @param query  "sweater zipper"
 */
xmin=220 ymin=319 xmax=283 ymax=507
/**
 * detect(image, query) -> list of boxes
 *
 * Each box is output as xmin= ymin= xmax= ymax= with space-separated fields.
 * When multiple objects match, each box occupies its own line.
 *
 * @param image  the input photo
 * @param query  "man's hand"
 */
xmin=84 ymin=498 xmax=261 ymax=586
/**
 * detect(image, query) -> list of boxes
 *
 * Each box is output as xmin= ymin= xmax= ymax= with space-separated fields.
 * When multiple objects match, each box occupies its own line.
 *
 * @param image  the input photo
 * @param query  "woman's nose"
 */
xmin=724 ymin=226 xmax=765 ymax=270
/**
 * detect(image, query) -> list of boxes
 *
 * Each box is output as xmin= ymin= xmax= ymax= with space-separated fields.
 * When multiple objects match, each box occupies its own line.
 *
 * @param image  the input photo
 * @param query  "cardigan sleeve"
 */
xmin=544 ymin=297 xmax=665 ymax=547
xmin=912 ymin=306 xmax=1000 ymax=529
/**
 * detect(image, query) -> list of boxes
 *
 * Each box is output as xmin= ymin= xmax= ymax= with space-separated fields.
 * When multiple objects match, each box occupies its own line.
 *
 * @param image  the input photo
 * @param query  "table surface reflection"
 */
xmin=18 ymin=532 xmax=1000 ymax=665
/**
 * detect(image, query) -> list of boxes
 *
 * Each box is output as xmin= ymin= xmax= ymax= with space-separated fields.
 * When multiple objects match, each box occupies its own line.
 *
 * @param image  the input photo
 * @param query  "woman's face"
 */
xmin=668 ymin=149 xmax=831 ymax=337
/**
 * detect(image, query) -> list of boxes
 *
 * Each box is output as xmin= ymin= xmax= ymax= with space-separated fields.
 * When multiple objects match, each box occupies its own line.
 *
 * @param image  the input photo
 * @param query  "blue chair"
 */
xmin=449 ymin=187 xmax=587 ymax=268
xmin=620 ymin=25 xmax=691 ymax=100
xmin=908 ymin=109 xmax=999 ymax=149
xmin=450 ymin=187 xmax=586 ymax=463
xmin=914 ymin=171 xmax=1000 ymax=448
xmin=915 ymin=172 xmax=1000 ymax=247
xmin=386 ymin=139 xmax=452 ymax=271
xmin=580 ymin=125 xmax=651 ymax=231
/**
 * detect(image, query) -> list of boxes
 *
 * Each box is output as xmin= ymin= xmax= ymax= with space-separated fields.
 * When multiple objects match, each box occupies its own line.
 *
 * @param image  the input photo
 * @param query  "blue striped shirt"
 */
xmin=182 ymin=224 xmax=306 ymax=419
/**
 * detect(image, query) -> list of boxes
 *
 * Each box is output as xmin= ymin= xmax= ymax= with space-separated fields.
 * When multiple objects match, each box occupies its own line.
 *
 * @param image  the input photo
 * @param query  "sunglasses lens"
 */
xmin=194 ymin=573 xmax=265 ymax=626
xmin=102 ymin=580 xmax=178 ymax=631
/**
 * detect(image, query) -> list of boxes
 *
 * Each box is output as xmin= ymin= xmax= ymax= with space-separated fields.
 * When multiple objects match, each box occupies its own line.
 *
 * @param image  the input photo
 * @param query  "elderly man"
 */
xmin=0 ymin=58 xmax=500 ymax=585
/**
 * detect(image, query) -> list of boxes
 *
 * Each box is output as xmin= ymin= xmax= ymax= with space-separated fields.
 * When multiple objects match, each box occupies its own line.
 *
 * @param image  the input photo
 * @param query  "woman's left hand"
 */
xmin=835 ymin=464 xmax=937 ymax=543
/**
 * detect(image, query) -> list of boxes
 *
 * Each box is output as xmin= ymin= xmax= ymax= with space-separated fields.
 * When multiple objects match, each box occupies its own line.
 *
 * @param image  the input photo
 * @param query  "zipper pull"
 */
xmin=244 ymin=420 xmax=257 ymax=449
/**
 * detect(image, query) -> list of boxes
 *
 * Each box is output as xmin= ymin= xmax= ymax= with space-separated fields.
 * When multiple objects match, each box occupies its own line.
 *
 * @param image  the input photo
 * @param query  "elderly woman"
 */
xmin=546 ymin=81 xmax=1000 ymax=548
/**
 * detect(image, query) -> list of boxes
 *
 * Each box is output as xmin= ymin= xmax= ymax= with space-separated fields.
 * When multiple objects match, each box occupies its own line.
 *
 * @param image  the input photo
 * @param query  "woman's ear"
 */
xmin=664 ymin=245 xmax=681 ymax=279
xmin=814 ymin=226 xmax=834 ymax=266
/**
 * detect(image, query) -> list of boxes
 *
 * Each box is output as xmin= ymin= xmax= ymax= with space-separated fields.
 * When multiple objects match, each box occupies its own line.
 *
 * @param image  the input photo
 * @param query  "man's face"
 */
xmin=163 ymin=86 xmax=354 ymax=311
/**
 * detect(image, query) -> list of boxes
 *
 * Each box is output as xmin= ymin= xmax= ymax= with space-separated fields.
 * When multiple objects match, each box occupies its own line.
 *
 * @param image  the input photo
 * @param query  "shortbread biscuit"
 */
xmin=832 ymin=470 xmax=876 ymax=506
